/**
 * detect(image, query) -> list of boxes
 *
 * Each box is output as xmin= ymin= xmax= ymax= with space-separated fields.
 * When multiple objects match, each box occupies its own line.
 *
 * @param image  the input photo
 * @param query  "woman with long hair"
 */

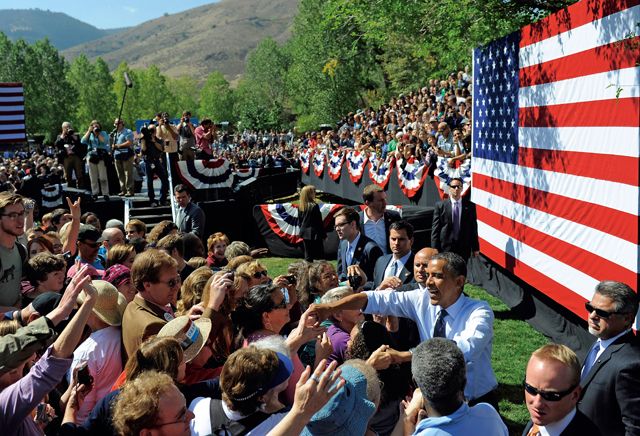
xmin=297 ymin=185 xmax=325 ymax=262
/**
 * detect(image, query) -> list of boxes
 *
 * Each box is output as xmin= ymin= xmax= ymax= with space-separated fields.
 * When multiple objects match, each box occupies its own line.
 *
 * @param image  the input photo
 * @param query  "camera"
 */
xmin=77 ymin=361 xmax=94 ymax=386
xmin=183 ymin=117 xmax=190 ymax=124
xmin=348 ymin=274 xmax=363 ymax=289
xmin=285 ymin=275 xmax=296 ymax=286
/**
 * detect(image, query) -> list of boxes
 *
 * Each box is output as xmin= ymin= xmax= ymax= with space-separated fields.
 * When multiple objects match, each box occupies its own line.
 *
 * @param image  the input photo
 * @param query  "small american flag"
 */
xmin=472 ymin=0 xmax=640 ymax=318
xmin=0 ymin=83 xmax=26 ymax=144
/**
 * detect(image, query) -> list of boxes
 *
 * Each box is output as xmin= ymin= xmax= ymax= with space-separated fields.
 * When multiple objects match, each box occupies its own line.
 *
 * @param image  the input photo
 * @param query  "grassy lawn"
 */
xmin=260 ymin=257 xmax=548 ymax=435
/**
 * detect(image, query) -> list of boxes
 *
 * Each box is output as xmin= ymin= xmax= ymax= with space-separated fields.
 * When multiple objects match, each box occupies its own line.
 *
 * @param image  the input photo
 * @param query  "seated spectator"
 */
xmin=112 ymin=371 xmax=193 ymax=436
xmin=401 ymin=338 xmax=507 ymax=435
xmin=206 ymin=232 xmax=230 ymax=268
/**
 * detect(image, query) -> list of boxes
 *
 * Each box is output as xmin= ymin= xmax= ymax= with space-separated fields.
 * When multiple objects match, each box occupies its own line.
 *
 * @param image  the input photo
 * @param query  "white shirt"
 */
xmin=68 ymin=326 xmax=122 ymax=423
xmin=383 ymin=251 xmax=412 ymax=279
xmin=363 ymin=210 xmax=388 ymax=254
xmin=538 ymin=407 xmax=576 ymax=436
xmin=364 ymin=290 xmax=497 ymax=400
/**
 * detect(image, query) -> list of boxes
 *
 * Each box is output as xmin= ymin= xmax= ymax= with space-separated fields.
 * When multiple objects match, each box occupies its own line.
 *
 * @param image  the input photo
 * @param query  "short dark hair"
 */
xmin=156 ymin=234 xmax=184 ymax=258
xmin=595 ymin=281 xmax=639 ymax=315
xmin=362 ymin=184 xmax=384 ymax=203
xmin=26 ymin=252 xmax=66 ymax=287
xmin=412 ymin=338 xmax=466 ymax=414
xmin=333 ymin=207 xmax=360 ymax=230
xmin=173 ymin=184 xmax=190 ymax=196
xmin=50 ymin=208 xmax=68 ymax=225
xmin=201 ymin=118 xmax=213 ymax=127
xmin=431 ymin=252 xmax=467 ymax=278
xmin=448 ymin=177 xmax=463 ymax=186
xmin=389 ymin=220 xmax=414 ymax=239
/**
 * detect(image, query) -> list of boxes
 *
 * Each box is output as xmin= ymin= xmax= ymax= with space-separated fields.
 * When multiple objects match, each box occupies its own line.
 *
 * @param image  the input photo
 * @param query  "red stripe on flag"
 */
xmin=520 ymin=0 xmax=640 ymax=47
xmin=517 ymin=147 xmax=639 ymax=186
xmin=473 ymin=173 xmax=638 ymax=244
xmin=479 ymin=237 xmax=589 ymax=319
xmin=519 ymin=37 xmax=640 ymax=87
xmin=519 ymin=98 xmax=640 ymax=127
xmin=477 ymin=205 xmax=638 ymax=285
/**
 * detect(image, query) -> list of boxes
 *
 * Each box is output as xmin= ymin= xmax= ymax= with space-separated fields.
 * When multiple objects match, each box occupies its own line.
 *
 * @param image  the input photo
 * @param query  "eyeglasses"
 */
xmin=80 ymin=240 xmax=100 ymax=248
xmin=585 ymin=302 xmax=623 ymax=319
xmin=253 ymin=270 xmax=268 ymax=279
xmin=523 ymin=380 xmax=577 ymax=401
xmin=334 ymin=221 xmax=349 ymax=230
xmin=1 ymin=210 xmax=26 ymax=220
xmin=152 ymin=407 xmax=190 ymax=428
xmin=450 ymin=184 xmax=463 ymax=190
xmin=158 ymin=275 xmax=182 ymax=288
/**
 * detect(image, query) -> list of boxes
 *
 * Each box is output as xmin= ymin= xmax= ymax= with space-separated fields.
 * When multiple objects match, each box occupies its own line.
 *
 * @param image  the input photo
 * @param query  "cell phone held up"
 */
xmin=76 ymin=361 xmax=94 ymax=387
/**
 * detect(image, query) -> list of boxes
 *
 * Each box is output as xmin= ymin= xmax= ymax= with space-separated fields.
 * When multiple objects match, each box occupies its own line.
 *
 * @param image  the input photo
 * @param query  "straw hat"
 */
xmin=157 ymin=315 xmax=212 ymax=363
xmin=77 ymin=280 xmax=127 ymax=327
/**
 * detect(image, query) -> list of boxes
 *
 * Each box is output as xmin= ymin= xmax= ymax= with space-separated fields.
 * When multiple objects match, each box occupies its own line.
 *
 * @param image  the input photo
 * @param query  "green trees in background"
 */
xmin=0 ymin=0 xmax=576 ymax=139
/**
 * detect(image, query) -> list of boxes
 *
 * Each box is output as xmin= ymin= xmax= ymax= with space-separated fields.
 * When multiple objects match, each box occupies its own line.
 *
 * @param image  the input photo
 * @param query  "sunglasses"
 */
xmin=253 ymin=270 xmax=268 ymax=279
xmin=450 ymin=184 xmax=463 ymax=189
xmin=585 ymin=302 xmax=622 ymax=319
xmin=81 ymin=240 xmax=100 ymax=248
xmin=159 ymin=276 xmax=182 ymax=289
xmin=523 ymin=380 xmax=577 ymax=401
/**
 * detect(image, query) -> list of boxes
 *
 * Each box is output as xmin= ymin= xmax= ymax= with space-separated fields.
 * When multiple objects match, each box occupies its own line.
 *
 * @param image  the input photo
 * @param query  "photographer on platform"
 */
xmin=140 ymin=123 xmax=169 ymax=207
xmin=54 ymin=122 xmax=86 ymax=189
xmin=111 ymin=118 xmax=135 ymax=197
xmin=194 ymin=118 xmax=215 ymax=159
xmin=81 ymin=120 xmax=110 ymax=201
xmin=155 ymin=112 xmax=179 ymax=178
xmin=178 ymin=110 xmax=196 ymax=160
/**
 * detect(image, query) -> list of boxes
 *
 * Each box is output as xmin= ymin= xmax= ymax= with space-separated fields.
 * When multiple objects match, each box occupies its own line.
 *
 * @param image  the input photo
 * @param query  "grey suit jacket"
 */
xmin=177 ymin=201 xmax=205 ymax=237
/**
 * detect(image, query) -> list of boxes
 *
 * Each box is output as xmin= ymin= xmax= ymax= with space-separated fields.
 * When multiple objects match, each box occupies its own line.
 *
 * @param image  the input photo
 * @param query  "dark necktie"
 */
xmin=433 ymin=309 xmax=448 ymax=338
xmin=452 ymin=202 xmax=460 ymax=239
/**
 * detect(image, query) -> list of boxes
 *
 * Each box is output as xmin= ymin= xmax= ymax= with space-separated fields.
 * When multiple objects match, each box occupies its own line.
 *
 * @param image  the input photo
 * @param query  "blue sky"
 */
xmin=2 ymin=1 xmax=219 ymax=29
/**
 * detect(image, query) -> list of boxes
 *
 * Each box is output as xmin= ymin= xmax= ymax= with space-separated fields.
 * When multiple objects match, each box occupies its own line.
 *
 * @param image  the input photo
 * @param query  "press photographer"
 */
xmin=194 ymin=118 xmax=215 ymax=159
xmin=81 ymin=120 xmax=110 ymax=201
xmin=111 ymin=118 xmax=135 ymax=197
xmin=54 ymin=121 xmax=86 ymax=189
xmin=140 ymin=123 xmax=169 ymax=207
xmin=155 ymin=112 xmax=179 ymax=177
xmin=178 ymin=110 xmax=196 ymax=160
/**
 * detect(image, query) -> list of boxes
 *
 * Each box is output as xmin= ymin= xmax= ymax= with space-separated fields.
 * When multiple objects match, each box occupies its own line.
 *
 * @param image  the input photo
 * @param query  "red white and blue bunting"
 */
xmin=41 ymin=184 xmax=63 ymax=209
xmin=433 ymin=156 xmax=472 ymax=198
xmin=312 ymin=149 xmax=326 ymax=177
xmin=396 ymin=157 xmax=428 ymax=198
xmin=368 ymin=154 xmax=395 ymax=189
xmin=345 ymin=150 xmax=368 ymax=184
xmin=328 ymin=151 xmax=344 ymax=181
xmin=260 ymin=202 xmax=343 ymax=244
xmin=299 ymin=148 xmax=312 ymax=174
xmin=176 ymin=159 xmax=262 ymax=190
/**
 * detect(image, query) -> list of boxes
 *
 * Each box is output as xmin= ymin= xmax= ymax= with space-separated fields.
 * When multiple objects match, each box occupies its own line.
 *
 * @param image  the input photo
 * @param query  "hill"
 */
xmin=62 ymin=0 xmax=298 ymax=81
xmin=0 ymin=9 xmax=125 ymax=50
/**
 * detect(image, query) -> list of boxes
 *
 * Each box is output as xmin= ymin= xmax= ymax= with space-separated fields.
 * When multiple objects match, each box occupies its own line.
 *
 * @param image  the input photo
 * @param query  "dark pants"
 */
xmin=302 ymin=239 xmax=323 ymax=262
xmin=144 ymin=158 xmax=168 ymax=202
xmin=63 ymin=154 xmax=85 ymax=188
xmin=468 ymin=389 xmax=499 ymax=413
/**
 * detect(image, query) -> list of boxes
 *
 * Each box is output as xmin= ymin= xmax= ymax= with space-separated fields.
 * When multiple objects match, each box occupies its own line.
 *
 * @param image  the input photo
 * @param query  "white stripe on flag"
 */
xmin=518 ymin=66 xmax=640 ymax=108
xmin=473 ymin=157 xmax=638 ymax=215
xmin=473 ymin=187 xmax=638 ymax=272
xmin=518 ymin=126 xmax=640 ymax=156
xmin=519 ymin=4 xmax=640 ymax=67
xmin=478 ymin=221 xmax=600 ymax=300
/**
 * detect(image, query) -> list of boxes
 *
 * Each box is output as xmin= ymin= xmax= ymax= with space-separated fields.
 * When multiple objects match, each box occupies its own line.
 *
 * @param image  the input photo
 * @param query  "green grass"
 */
xmin=261 ymin=257 xmax=548 ymax=435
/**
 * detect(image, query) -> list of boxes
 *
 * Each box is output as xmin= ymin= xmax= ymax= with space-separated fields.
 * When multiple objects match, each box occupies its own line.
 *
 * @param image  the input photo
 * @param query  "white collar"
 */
xmin=598 ymin=328 xmax=631 ymax=352
xmin=363 ymin=208 xmax=383 ymax=224
xmin=539 ymin=407 xmax=576 ymax=436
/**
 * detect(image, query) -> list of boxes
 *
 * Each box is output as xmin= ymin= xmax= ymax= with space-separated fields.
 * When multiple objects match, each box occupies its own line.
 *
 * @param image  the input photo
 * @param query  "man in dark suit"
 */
xmin=578 ymin=281 xmax=640 ymax=436
xmin=359 ymin=184 xmax=401 ymax=254
xmin=174 ymin=184 xmax=205 ymax=238
xmin=334 ymin=206 xmax=382 ymax=283
xmin=431 ymin=177 xmax=479 ymax=261
xmin=523 ymin=343 xmax=600 ymax=436
xmin=365 ymin=220 xmax=415 ymax=291
xmin=122 ymin=249 xmax=181 ymax=359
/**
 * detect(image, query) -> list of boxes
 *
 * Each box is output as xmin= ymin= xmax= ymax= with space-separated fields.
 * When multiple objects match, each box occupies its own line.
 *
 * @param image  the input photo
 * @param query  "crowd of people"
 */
xmin=0 ymin=71 xmax=638 ymax=436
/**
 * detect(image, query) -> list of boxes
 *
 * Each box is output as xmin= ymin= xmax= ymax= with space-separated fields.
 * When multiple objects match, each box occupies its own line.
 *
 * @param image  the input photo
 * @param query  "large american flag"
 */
xmin=472 ymin=0 xmax=640 ymax=319
xmin=0 ymin=83 xmax=26 ymax=144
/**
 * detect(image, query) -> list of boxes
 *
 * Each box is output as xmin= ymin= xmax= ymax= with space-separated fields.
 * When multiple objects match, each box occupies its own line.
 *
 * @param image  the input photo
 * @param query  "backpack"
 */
xmin=208 ymin=399 xmax=271 ymax=436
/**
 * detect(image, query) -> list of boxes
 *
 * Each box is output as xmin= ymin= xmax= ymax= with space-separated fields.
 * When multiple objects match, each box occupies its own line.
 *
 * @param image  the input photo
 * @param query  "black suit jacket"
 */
xmin=177 ymin=201 xmax=206 ymax=238
xmin=298 ymin=203 xmax=325 ymax=240
xmin=522 ymin=410 xmax=601 ymax=435
xmin=367 ymin=253 xmax=414 ymax=290
xmin=577 ymin=332 xmax=640 ymax=436
xmin=336 ymin=233 xmax=383 ymax=282
xmin=358 ymin=209 xmax=401 ymax=253
xmin=431 ymin=198 xmax=479 ymax=260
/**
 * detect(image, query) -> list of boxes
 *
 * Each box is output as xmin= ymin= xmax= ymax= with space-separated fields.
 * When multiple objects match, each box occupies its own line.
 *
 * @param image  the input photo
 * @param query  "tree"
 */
xmin=67 ymin=55 xmax=116 ymax=130
xmin=198 ymin=71 xmax=235 ymax=123
xmin=167 ymin=75 xmax=200 ymax=118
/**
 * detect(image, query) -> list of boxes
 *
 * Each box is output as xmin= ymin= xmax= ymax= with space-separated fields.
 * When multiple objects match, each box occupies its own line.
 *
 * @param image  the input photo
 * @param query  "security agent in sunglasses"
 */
xmin=577 ymin=281 xmax=640 ymax=436
xmin=523 ymin=344 xmax=600 ymax=436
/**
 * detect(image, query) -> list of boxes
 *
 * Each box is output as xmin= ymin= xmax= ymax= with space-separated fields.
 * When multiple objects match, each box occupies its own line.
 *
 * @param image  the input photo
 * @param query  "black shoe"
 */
xmin=103 ymin=195 xmax=109 ymax=201
xmin=149 ymin=201 xmax=159 ymax=207
xmin=159 ymin=198 xmax=169 ymax=206
xmin=91 ymin=194 xmax=98 ymax=201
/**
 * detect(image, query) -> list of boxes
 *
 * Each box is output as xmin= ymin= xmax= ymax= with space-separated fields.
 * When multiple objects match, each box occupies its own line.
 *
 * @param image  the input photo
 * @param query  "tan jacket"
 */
xmin=121 ymin=295 xmax=171 ymax=359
